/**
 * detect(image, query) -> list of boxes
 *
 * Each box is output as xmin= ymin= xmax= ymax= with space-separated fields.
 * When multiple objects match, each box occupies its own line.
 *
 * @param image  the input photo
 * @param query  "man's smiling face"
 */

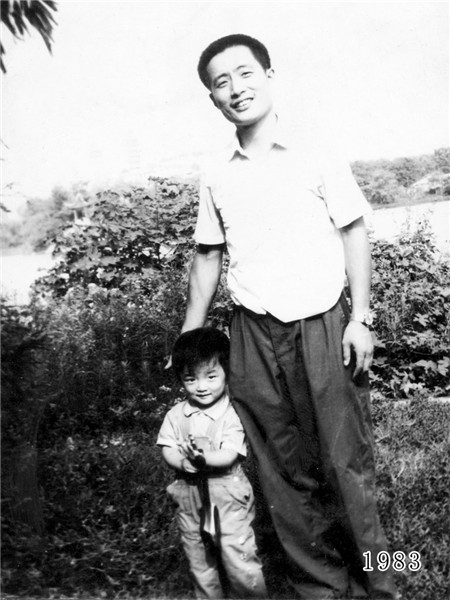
xmin=206 ymin=45 xmax=275 ymax=128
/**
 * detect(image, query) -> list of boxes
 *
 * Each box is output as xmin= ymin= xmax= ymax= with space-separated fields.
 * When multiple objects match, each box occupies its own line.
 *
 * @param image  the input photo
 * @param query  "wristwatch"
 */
xmin=350 ymin=311 xmax=374 ymax=328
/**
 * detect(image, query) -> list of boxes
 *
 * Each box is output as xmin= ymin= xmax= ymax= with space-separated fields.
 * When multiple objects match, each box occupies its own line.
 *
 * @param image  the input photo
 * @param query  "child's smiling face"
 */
xmin=181 ymin=357 xmax=227 ymax=408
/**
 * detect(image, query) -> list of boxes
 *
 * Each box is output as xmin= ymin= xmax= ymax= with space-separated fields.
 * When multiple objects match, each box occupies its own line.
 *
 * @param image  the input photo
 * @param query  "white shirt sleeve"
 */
xmin=194 ymin=174 xmax=226 ymax=245
xmin=156 ymin=410 xmax=181 ymax=448
xmin=218 ymin=407 xmax=247 ymax=458
xmin=319 ymin=145 xmax=372 ymax=229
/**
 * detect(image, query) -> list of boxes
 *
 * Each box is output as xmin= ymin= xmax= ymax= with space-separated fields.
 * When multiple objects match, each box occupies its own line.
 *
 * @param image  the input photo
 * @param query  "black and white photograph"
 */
xmin=1 ymin=2 xmax=449 ymax=600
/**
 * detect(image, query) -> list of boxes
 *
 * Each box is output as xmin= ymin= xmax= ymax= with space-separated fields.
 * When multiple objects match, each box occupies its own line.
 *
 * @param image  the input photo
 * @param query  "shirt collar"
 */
xmin=183 ymin=394 xmax=230 ymax=420
xmin=226 ymin=114 xmax=290 ymax=161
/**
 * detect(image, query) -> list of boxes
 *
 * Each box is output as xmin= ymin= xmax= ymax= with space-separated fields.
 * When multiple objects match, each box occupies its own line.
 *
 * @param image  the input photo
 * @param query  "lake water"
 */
xmin=1 ymin=251 xmax=55 ymax=304
xmin=2 ymin=200 xmax=449 ymax=305
xmin=367 ymin=199 xmax=449 ymax=253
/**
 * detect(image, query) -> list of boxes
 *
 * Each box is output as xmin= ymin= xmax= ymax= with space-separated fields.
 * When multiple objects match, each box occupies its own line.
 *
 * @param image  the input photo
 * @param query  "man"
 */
xmin=178 ymin=33 xmax=397 ymax=599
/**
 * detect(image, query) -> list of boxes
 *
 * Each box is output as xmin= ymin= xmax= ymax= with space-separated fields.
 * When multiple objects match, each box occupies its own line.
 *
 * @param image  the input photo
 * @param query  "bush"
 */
xmin=38 ymin=181 xmax=198 ymax=297
xmin=370 ymin=222 xmax=450 ymax=398
xmin=1 ymin=302 xmax=48 ymax=536
xmin=30 ymin=274 xmax=188 ymax=425
xmin=350 ymin=151 xmax=448 ymax=206
xmin=2 ymin=178 xmax=449 ymax=598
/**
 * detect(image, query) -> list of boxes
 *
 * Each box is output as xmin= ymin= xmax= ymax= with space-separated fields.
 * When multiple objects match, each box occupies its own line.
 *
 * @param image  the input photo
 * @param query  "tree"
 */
xmin=434 ymin=147 xmax=450 ymax=174
xmin=1 ymin=186 xmax=72 ymax=251
xmin=361 ymin=168 xmax=401 ymax=206
xmin=1 ymin=0 xmax=64 ymax=520
xmin=1 ymin=0 xmax=58 ymax=74
xmin=1 ymin=304 xmax=47 ymax=535
xmin=352 ymin=159 xmax=403 ymax=205
xmin=38 ymin=179 xmax=199 ymax=296
xmin=390 ymin=157 xmax=421 ymax=188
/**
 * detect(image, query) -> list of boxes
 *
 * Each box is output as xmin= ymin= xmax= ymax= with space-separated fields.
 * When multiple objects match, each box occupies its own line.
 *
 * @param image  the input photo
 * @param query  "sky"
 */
xmin=1 ymin=1 xmax=449 ymax=206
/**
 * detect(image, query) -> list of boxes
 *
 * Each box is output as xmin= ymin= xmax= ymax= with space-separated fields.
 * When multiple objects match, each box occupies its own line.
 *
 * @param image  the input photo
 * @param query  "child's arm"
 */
xmin=180 ymin=435 xmax=238 ymax=470
xmin=161 ymin=445 xmax=199 ymax=473
xmin=203 ymin=448 xmax=238 ymax=469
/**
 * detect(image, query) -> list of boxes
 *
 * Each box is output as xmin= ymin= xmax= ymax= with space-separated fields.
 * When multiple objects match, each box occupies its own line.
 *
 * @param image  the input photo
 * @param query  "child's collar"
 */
xmin=183 ymin=393 xmax=230 ymax=420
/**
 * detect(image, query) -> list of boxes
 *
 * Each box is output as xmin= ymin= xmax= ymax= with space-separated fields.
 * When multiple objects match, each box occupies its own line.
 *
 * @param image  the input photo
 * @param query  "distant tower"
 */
xmin=65 ymin=192 xmax=92 ymax=225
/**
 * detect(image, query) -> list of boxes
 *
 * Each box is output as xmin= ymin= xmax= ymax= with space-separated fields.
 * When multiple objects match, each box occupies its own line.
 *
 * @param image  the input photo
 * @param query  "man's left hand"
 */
xmin=342 ymin=320 xmax=373 ymax=379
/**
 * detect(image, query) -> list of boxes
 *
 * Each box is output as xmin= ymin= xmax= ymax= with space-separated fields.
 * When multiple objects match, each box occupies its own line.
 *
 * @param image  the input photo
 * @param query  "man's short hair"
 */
xmin=172 ymin=327 xmax=230 ymax=379
xmin=197 ymin=33 xmax=271 ymax=89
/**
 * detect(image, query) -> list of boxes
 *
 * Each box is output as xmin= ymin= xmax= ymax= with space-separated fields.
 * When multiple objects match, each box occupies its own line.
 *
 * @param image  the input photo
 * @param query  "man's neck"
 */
xmin=237 ymin=110 xmax=277 ymax=158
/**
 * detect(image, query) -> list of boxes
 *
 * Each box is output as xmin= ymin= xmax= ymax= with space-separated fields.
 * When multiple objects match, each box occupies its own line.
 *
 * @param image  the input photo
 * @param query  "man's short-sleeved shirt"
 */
xmin=156 ymin=395 xmax=247 ymax=458
xmin=194 ymin=118 xmax=371 ymax=322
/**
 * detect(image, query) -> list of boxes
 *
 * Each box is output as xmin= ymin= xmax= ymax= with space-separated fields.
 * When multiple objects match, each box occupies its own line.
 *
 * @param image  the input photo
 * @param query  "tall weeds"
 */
xmin=1 ymin=215 xmax=449 ymax=598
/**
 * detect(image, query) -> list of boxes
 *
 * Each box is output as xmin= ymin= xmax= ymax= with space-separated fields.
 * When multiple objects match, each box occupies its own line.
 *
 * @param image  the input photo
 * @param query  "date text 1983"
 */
xmin=363 ymin=551 xmax=421 ymax=572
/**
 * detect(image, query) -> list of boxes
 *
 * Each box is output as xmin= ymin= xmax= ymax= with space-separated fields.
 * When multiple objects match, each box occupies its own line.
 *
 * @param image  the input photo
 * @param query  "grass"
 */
xmin=2 ymin=395 xmax=449 ymax=600
xmin=372 ymin=396 xmax=450 ymax=600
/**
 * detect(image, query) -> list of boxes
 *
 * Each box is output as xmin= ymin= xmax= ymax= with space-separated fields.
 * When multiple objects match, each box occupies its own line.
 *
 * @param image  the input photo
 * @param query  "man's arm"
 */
xmin=340 ymin=217 xmax=373 ymax=378
xmin=181 ymin=243 xmax=225 ymax=333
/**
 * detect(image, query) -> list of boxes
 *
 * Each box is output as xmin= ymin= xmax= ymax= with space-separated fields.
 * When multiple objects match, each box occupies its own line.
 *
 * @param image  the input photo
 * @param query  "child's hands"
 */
xmin=179 ymin=435 xmax=207 ymax=469
xmin=181 ymin=457 xmax=200 ymax=473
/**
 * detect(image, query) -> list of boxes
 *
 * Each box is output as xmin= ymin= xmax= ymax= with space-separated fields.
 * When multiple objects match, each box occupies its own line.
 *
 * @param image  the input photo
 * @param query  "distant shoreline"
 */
xmin=371 ymin=194 xmax=448 ymax=211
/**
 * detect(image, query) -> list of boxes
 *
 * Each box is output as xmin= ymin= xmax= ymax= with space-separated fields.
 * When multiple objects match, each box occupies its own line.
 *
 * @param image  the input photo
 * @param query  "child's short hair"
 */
xmin=172 ymin=327 xmax=230 ymax=379
xmin=197 ymin=33 xmax=271 ymax=89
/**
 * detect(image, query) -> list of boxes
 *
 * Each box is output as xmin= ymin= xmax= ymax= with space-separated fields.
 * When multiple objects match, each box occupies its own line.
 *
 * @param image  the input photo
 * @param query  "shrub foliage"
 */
xmin=1 ymin=177 xmax=449 ymax=599
xmin=370 ymin=223 xmax=450 ymax=398
xmin=39 ymin=180 xmax=198 ymax=296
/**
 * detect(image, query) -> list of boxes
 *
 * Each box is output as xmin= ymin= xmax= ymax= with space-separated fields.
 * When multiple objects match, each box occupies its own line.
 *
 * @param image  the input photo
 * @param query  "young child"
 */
xmin=157 ymin=327 xmax=267 ymax=599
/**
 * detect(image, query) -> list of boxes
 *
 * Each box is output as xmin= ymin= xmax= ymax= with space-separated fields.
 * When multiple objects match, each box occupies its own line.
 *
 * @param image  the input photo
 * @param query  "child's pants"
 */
xmin=167 ymin=469 xmax=267 ymax=599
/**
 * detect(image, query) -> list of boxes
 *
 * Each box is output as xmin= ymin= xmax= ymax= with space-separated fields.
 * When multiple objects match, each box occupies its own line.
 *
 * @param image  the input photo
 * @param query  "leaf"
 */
xmin=414 ymin=360 xmax=437 ymax=372
xmin=437 ymin=357 xmax=450 ymax=376
xmin=414 ymin=314 xmax=429 ymax=327
xmin=99 ymin=256 xmax=120 ymax=266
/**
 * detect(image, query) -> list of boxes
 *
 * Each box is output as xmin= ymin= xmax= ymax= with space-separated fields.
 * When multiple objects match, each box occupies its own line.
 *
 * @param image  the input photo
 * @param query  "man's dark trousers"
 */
xmin=229 ymin=295 xmax=397 ymax=599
